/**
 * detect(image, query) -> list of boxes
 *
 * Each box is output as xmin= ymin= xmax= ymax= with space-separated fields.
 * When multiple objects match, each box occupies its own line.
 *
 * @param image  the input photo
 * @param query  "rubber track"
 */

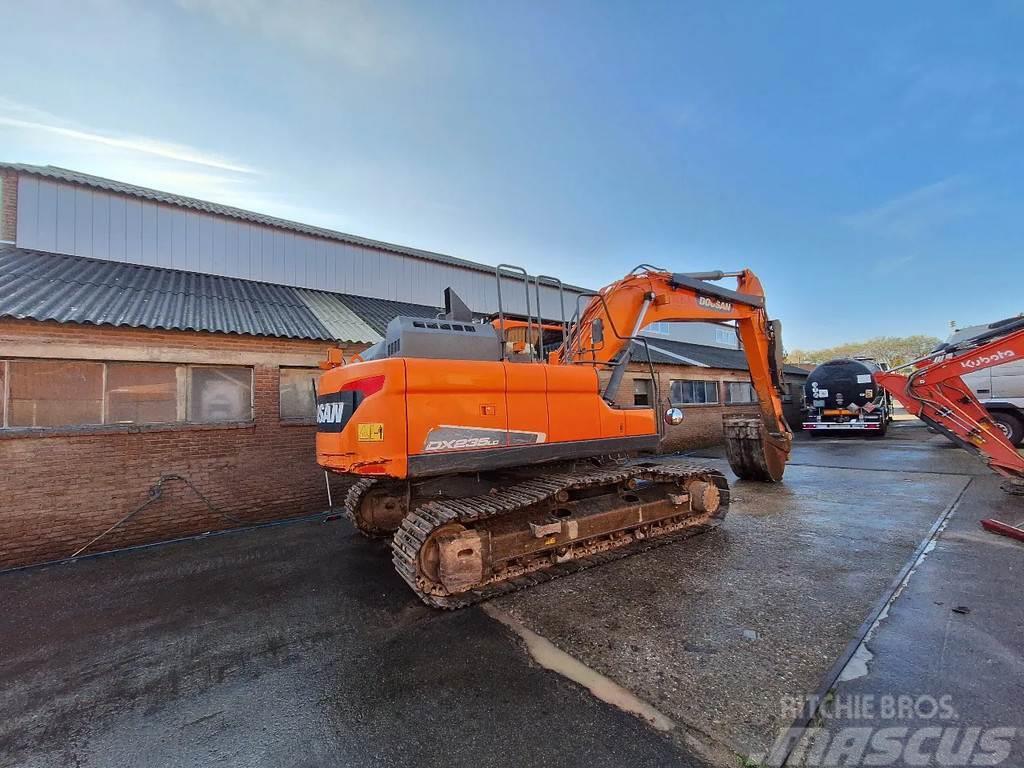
xmin=391 ymin=461 xmax=730 ymax=609
xmin=343 ymin=478 xmax=389 ymax=537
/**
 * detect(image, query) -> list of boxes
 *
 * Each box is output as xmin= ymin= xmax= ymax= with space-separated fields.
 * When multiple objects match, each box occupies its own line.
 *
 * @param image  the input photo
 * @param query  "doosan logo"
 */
xmin=317 ymin=402 xmax=346 ymax=424
xmin=959 ymin=349 xmax=1015 ymax=370
xmin=698 ymin=295 xmax=733 ymax=312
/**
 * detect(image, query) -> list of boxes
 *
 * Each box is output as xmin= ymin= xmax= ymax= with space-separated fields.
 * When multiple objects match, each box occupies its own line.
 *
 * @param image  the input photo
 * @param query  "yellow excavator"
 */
xmin=316 ymin=265 xmax=792 ymax=607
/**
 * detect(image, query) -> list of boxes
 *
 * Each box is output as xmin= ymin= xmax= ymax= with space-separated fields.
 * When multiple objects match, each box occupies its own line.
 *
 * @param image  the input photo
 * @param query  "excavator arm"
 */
xmin=875 ymin=319 xmax=1024 ymax=492
xmin=558 ymin=268 xmax=792 ymax=482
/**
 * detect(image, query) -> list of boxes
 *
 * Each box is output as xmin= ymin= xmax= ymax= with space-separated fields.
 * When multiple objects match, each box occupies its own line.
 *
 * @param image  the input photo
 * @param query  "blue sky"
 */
xmin=2 ymin=1 xmax=1022 ymax=348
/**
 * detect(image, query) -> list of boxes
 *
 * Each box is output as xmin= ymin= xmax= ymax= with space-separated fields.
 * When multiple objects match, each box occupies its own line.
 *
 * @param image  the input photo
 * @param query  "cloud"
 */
xmin=176 ymin=0 xmax=412 ymax=70
xmin=842 ymin=177 xmax=972 ymax=240
xmin=0 ymin=98 xmax=257 ymax=174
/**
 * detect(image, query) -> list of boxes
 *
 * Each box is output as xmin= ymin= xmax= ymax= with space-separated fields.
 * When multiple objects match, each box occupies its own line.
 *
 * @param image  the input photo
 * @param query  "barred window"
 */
xmin=724 ymin=381 xmax=757 ymax=404
xmin=188 ymin=366 xmax=253 ymax=423
xmin=280 ymin=367 xmax=321 ymax=420
xmin=633 ymin=378 xmax=653 ymax=407
xmin=0 ymin=359 xmax=253 ymax=429
xmin=670 ymin=379 xmax=719 ymax=405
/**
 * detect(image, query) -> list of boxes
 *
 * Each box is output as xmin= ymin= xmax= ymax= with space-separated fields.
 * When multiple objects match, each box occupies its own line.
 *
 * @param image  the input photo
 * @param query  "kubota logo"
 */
xmin=698 ymin=295 xmax=733 ymax=312
xmin=316 ymin=402 xmax=346 ymax=424
xmin=959 ymin=349 xmax=1015 ymax=370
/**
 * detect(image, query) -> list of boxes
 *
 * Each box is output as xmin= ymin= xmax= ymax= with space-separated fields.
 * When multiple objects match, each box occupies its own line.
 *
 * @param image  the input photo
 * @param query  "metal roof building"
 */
xmin=0 ymin=245 xmax=441 ymax=344
xmin=0 ymin=161 xmax=741 ymax=350
xmin=629 ymin=337 xmax=809 ymax=378
xmin=1 ymin=162 xmax=583 ymax=320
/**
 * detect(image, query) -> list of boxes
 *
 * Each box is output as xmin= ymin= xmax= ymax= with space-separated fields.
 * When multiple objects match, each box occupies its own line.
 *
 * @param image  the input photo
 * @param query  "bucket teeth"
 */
xmin=723 ymin=416 xmax=791 ymax=482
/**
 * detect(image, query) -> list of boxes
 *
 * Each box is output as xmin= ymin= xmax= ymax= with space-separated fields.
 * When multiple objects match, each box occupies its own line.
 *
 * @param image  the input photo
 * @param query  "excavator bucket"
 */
xmin=723 ymin=416 xmax=791 ymax=482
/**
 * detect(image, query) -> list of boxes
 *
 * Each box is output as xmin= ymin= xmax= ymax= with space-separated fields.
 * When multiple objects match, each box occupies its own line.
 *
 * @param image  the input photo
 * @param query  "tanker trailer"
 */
xmin=802 ymin=357 xmax=893 ymax=436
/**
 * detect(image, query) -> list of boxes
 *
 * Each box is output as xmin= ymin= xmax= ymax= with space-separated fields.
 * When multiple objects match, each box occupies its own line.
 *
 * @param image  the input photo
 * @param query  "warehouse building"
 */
xmin=616 ymin=338 xmax=808 ymax=453
xmin=0 ymin=162 xmax=804 ymax=569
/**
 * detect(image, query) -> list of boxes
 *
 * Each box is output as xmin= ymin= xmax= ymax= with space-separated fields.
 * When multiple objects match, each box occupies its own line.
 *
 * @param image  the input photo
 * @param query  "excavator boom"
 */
xmin=558 ymin=268 xmax=792 ymax=481
xmin=875 ymin=318 xmax=1024 ymax=492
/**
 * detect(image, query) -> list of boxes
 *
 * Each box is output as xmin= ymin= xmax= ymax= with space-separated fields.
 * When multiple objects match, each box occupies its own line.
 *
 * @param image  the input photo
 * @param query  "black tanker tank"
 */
xmin=802 ymin=357 xmax=892 ymax=434
xmin=804 ymin=358 xmax=884 ymax=409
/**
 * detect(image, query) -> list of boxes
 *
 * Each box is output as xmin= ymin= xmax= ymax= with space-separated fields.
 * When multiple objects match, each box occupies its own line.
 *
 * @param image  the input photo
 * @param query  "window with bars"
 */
xmin=670 ymin=379 xmax=719 ymax=405
xmin=0 ymin=359 xmax=253 ymax=429
xmin=633 ymin=378 xmax=653 ymax=407
xmin=280 ymin=367 xmax=321 ymax=420
xmin=724 ymin=381 xmax=757 ymax=404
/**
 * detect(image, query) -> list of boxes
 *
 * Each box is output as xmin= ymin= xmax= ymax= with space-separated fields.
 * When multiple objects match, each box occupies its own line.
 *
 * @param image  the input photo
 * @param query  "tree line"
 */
xmin=785 ymin=335 xmax=941 ymax=367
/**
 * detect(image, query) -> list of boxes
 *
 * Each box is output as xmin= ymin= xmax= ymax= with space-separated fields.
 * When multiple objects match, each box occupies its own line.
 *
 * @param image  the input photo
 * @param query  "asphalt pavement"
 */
xmin=0 ymin=519 xmax=702 ymax=768
xmin=2 ymin=424 xmax=1021 ymax=768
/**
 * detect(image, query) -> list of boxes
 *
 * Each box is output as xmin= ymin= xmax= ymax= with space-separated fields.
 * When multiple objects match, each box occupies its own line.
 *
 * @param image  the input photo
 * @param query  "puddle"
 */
xmin=482 ymin=604 xmax=675 ymax=732
xmin=839 ymin=521 xmax=948 ymax=682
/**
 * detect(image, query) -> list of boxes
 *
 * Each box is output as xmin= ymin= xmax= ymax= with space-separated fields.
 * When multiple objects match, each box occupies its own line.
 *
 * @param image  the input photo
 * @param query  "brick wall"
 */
xmin=0 ymin=319 xmax=365 ymax=569
xmin=0 ymin=316 xmax=777 ymax=568
xmin=607 ymin=362 xmax=759 ymax=452
xmin=1 ymin=169 xmax=17 ymax=242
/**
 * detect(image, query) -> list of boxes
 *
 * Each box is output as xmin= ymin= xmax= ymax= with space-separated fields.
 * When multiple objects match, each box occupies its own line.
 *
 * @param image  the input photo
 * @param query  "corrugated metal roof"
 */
xmin=0 ymin=246 xmax=333 ymax=340
xmin=295 ymin=289 xmax=382 ymax=343
xmin=0 ymin=246 xmax=810 ymax=374
xmin=0 ymin=246 xmax=388 ymax=343
xmin=631 ymin=340 xmax=711 ymax=367
xmin=630 ymin=337 xmax=809 ymax=377
xmin=0 ymin=162 xmax=589 ymax=291
xmin=335 ymin=293 xmax=444 ymax=336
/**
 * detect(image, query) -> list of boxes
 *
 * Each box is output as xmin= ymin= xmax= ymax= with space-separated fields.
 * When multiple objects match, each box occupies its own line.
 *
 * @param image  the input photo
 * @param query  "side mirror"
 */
xmin=592 ymin=318 xmax=605 ymax=345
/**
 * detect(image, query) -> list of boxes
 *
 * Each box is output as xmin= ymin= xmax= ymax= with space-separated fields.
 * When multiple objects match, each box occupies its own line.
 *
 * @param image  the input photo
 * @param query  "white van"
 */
xmin=948 ymin=318 xmax=1024 ymax=445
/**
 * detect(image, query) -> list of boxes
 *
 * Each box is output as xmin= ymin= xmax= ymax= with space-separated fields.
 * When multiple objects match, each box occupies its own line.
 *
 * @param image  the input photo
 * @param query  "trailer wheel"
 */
xmin=989 ymin=411 xmax=1024 ymax=447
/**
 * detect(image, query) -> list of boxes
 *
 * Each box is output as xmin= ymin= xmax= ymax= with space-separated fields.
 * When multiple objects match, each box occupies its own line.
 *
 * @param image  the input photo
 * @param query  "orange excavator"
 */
xmin=875 ymin=317 xmax=1024 ymax=506
xmin=316 ymin=265 xmax=792 ymax=607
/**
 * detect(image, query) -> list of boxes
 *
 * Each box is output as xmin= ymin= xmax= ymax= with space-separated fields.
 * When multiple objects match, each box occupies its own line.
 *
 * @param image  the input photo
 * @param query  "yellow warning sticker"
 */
xmin=357 ymin=423 xmax=384 ymax=442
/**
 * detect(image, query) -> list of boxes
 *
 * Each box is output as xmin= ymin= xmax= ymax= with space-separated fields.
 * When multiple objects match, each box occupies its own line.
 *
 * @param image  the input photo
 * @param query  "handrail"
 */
xmin=534 ymin=274 xmax=567 ymax=355
xmin=495 ymin=264 xmax=534 ymax=361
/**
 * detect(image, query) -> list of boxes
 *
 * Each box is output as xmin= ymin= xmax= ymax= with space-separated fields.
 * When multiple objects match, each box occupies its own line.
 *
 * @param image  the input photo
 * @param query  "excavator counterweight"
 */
xmin=316 ymin=265 xmax=792 ymax=607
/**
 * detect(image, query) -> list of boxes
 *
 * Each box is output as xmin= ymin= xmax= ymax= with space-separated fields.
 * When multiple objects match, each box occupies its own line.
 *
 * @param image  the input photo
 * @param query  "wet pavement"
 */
xmin=0 ymin=523 xmax=697 ymax=768
xmin=2 ymin=424 xmax=1020 ymax=767
xmin=495 ymin=428 xmax=971 ymax=758
xmin=806 ymin=473 xmax=1024 ymax=767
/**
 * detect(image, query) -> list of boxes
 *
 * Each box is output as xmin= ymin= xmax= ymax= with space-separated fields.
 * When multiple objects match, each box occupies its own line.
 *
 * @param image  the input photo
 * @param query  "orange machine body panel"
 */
xmin=317 ymin=358 xmax=658 ymax=480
